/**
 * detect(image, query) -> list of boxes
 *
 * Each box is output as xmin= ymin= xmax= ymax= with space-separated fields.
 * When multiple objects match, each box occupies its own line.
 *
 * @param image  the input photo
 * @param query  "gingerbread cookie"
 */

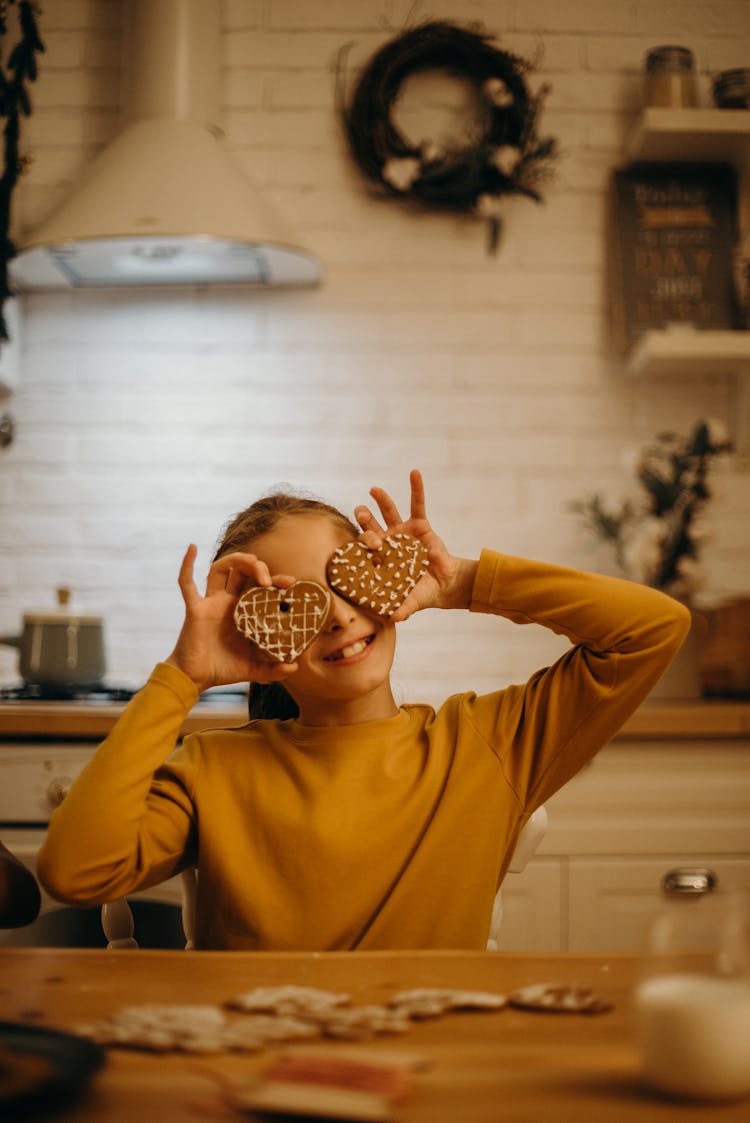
xmin=327 ymin=534 xmax=430 ymax=618
xmin=76 ymin=1004 xmax=319 ymax=1054
xmin=508 ymin=983 xmax=613 ymax=1015
xmin=390 ymin=988 xmax=507 ymax=1018
xmin=234 ymin=581 xmax=331 ymax=663
xmin=226 ymin=986 xmax=351 ymax=1018
xmin=314 ymin=1005 xmax=412 ymax=1041
xmin=76 ymin=1004 xmax=229 ymax=1053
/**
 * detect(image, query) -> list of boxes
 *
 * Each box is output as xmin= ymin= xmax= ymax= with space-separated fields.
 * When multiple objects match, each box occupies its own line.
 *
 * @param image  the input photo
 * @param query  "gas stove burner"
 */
xmin=0 ymin=682 xmax=139 ymax=703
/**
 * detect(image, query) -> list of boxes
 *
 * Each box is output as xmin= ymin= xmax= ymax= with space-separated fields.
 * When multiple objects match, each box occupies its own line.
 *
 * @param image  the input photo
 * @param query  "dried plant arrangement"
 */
xmin=337 ymin=20 xmax=558 ymax=253
xmin=572 ymin=420 xmax=733 ymax=602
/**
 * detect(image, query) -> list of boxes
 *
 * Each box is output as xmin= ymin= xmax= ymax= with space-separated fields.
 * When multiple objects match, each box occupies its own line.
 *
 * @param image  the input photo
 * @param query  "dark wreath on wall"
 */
xmin=338 ymin=20 xmax=558 ymax=253
xmin=0 ymin=0 xmax=44 ymax=342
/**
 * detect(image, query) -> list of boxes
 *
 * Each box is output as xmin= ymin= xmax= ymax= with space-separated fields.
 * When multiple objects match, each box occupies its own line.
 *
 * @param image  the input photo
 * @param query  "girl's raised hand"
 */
xmin=354 ymin=469 xmax=477 ymax=621
xmin=165 ymin=546 xmax=299 ymax=693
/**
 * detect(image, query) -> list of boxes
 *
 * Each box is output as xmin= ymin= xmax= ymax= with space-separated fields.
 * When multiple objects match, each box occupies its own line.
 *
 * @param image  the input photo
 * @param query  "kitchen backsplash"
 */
xmin=1 ymin=0 xmax=748 ymax=702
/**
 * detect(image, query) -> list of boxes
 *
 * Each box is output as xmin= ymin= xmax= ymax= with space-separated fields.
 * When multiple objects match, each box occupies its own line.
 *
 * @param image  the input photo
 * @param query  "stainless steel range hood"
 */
xmin=11 ymin=0 xmax=323 ymax=290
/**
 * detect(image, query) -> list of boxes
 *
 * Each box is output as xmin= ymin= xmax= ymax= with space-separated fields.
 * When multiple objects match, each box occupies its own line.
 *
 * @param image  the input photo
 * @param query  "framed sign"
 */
xmin=609 ymin=163 xmax=740 ymax=353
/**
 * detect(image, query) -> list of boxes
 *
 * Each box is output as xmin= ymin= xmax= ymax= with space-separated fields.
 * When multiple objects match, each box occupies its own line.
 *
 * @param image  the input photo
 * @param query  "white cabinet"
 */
xmin=500 ymin=738 xmax=750 ymax=953
xmin=567 ymin=856 xmax=750 ymax=953
xmin=496 ymin=859 xmax=563 ymax=953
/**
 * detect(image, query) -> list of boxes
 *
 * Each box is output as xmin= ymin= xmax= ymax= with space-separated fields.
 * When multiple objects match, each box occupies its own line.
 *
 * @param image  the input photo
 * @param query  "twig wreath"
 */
xmin=338 ymin=20 xmax=558 ymax=253
xmin=0 ymin=0 xmax=44 ymax=342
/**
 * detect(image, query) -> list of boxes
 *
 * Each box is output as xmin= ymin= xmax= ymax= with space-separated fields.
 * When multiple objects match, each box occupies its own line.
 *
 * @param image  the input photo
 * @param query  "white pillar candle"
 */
xmin=635 ymin=973 xmax=750 ymax=1100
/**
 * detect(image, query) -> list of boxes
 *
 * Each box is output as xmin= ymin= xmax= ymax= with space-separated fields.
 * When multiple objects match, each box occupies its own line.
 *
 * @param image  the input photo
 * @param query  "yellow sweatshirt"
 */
xmin=38 ymin=551 xmax=689 ymax=950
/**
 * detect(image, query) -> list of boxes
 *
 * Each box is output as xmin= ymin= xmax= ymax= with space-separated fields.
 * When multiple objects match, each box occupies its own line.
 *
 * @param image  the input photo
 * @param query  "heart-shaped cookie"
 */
xmin=234 ymin=581 xmax=331 ymax=663
xmin=326 ymin=533 xmax=430 ymax=618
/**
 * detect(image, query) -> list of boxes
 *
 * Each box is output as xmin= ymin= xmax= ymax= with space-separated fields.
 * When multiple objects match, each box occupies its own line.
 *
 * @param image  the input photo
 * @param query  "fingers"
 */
xmin=388 ymin=598 xmax=415 ymax=624
xmin=177 ymin=544 xmax=201 ymax=607
xmin=210 ymin=552 xmax=270 ymax=585
xmin=207 ymin=551 xmax=292 ymax=598
xmin=361 ymin=469 xmax=426 ymax=533
xmin=408 ymin=468 xmax=427 ymax=521
xmin=223 ymin=568 xmax=248 ymax=598
xmin=357 ymin=527 xmax=384 ymax=551
xmin=369 ymin=486 xmax=403 ymax=530
xmin=354 ymin=504 xmax=387 ymax=538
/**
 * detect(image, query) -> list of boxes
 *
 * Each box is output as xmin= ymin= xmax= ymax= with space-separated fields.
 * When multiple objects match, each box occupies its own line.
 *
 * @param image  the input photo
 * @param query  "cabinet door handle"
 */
xmin=662 ymin=867 xmax=719 ymax=896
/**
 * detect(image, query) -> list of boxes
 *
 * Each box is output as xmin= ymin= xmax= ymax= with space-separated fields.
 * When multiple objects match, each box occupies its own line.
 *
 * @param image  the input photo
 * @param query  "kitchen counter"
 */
xmin=0 ymin=697 xmax=748 ymax=741
xmin=2 ymin=947 xmax=747 ymax=1121
xmin=0 ymin=697 xmax=249 ymax=739
xmin=615 ymin=697 xmax=750 ymax=738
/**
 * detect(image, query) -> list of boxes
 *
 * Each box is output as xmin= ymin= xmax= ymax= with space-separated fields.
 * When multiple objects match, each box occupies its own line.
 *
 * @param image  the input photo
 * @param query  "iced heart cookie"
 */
xmin=234 ymin=581 xmax=331 ymax=664
xmin=326 ymin=534 xmax=430 ymax=618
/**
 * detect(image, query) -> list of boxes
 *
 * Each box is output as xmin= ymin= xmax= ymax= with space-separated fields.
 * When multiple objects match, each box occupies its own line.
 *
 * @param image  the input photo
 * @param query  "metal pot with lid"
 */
xmin=0 ymin=587 xmax=106 ymax=691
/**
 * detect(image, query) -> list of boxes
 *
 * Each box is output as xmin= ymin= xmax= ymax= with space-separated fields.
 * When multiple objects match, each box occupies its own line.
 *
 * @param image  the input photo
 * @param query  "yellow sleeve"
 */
xmin=37 ymin=662 xmax=201 ymax=906
xmin=467 ymin=550 xmax=691 ymax=808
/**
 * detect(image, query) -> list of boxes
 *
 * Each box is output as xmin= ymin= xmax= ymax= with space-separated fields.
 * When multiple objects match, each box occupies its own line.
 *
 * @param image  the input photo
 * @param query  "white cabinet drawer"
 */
xmin=567 ymin=856 xmax=750 ymax=953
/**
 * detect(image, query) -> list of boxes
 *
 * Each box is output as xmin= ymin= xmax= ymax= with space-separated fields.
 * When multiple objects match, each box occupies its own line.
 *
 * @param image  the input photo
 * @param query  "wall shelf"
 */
xmin=625 ymin=107 xmax=750 ymax=165
xmin=619 ymin=111 xmax=750 ymax=456
xmin=626 ymin=328 xmax=750 ymax=377
xmin=625 ymin=329 xmax=750 ymax=457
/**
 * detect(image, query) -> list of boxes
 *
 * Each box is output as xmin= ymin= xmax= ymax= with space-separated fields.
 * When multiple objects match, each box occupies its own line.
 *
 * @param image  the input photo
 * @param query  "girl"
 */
xmin=38 ymin=470 xmax=689 ymax=950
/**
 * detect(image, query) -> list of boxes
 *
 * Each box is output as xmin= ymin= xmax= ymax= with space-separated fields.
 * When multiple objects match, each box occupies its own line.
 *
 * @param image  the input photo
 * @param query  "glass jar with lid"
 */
xmin=713 ymin=68 xmax=750 ymax=109
xmin=644 ymin=46 xmax=698 ymax=108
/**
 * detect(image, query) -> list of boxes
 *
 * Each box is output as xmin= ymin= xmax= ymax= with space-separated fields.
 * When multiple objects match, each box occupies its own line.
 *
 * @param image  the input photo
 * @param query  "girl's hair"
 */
xmin=213 ymin=491 xmax=358 ymax=721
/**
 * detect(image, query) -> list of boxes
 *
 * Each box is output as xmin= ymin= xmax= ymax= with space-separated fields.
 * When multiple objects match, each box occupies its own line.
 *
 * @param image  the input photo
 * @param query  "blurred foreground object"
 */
xmin=0 ymin=839 xmax=41 ymax=927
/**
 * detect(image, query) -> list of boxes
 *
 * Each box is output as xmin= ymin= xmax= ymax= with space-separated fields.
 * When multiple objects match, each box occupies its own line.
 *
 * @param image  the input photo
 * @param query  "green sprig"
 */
xmin=0 ymin=0 xmax=45 ymax=342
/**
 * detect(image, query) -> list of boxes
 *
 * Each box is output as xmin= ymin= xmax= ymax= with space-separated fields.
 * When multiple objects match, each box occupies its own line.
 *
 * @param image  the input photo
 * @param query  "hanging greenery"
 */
xmin=0 ymin=0 xmax=44 ymax=342
xmin=338 ymin=20 xmax=558 ymax=253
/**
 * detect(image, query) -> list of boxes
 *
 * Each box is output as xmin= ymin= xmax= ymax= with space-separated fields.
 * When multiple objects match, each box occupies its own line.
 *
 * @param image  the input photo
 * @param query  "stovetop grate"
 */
xmin=0 ymin=682 xmax=139 ymax=703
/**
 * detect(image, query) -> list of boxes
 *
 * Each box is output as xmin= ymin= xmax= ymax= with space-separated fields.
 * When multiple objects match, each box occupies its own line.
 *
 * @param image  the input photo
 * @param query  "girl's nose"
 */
xmin=324 ymin=590 xmax=356 ymax=631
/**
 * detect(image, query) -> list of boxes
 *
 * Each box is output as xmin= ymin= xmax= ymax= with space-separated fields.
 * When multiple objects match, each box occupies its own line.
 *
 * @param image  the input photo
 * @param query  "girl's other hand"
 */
xmin=165 ymin=546 xmax=300 ymax=693
xmin=354 ymin=469 xmax=477 ymax=620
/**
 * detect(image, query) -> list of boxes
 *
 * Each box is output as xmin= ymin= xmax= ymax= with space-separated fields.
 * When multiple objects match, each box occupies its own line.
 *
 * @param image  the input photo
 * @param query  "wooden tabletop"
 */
xmin=1 ymin=948 xmax=747 ymax=1121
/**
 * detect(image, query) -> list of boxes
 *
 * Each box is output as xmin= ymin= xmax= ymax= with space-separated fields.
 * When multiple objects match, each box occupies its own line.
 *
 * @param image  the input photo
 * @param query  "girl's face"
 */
xmin=248 ymin=515 xmax=398 ymax=725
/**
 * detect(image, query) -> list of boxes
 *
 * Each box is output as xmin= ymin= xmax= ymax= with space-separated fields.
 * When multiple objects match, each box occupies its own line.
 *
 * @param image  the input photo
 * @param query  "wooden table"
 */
xmin=0 ymin=948 xmax=746 ymax=1121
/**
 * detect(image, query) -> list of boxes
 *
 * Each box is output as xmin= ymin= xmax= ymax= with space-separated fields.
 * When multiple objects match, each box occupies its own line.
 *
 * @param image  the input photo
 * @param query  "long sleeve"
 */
xmin=37 ymin=662 xmax=201 ymax=905
xmin=466 ymin=550 xmax=691 ymax=808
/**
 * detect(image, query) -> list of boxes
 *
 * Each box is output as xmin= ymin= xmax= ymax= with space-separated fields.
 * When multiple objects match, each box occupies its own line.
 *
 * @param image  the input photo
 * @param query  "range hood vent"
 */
xmin=11 ymin=0 xmax=323 ymax=290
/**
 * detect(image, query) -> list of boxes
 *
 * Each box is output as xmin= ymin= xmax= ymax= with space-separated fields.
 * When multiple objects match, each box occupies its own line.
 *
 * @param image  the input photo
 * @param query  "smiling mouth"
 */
xmin=323 ymin=635 xmax=375 ymax=662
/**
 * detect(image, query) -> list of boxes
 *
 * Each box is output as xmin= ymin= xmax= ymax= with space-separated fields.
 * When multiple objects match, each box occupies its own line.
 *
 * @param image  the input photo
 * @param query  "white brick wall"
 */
xmin=1 ymin=0 xmax=748 ymax=700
